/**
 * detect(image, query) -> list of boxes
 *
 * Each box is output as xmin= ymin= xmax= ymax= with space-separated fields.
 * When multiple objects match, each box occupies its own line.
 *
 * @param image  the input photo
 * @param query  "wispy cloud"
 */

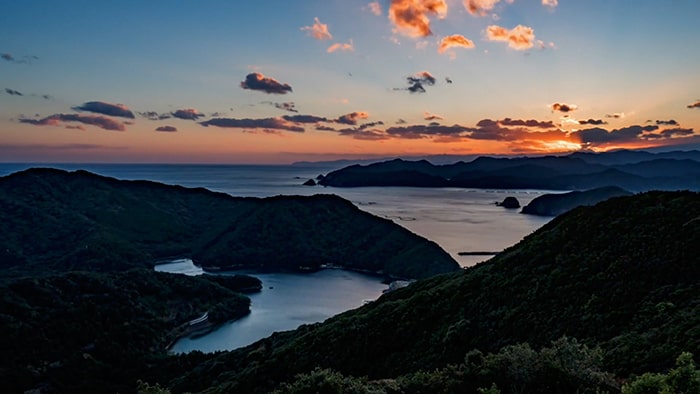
xmin=240 ymin=73 xmax=293 ymax=95
xmin=366 ymin=1 xmax=382 ymax=16
xmin=200 ymin=117 xmax=305 ymax=132
xmin=139 ymin=111 xmax=171 ymax=120
xmin=463 ymin=0 xmax=509 ymax=16
xmin=263 ymin=101 xmax=298 ymax=113
xmin=301 ymin=17 xmax=333 ymax=40
xmin=73 ymin=101 xmax=135 ymax=119
xmin=171 ymin=108 xmax=205 ymax=120
xmin=19 ymin=114 xmax=127 ymax=131
xmin=424 ymin=111 xmax=443 ymax=121
xmin=327 ymin=39 xmax=355 ymax=53
xmin=4 ymin=88 xmax=23 ymax=96
xmin=688 ymin=100 xmax=700 ymax=109
xmin=155 ymin=125 xmax=177 ymax=132
xmin=388 ymin=0 xmax=448 ymax=38
xmin=486 ymin=25 xmax=536 ymax=50
xmin=438 ymin=34 xmax=475 ymax=54
xmin=1 ymin=52 xmax=38 ymax=64
xmin=542 ymin=0 xmax=558 ymax=9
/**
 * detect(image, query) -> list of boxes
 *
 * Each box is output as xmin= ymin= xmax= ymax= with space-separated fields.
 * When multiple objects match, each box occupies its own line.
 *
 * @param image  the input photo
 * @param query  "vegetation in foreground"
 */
xmin=164 ymin=191 xmax=699 ymax=393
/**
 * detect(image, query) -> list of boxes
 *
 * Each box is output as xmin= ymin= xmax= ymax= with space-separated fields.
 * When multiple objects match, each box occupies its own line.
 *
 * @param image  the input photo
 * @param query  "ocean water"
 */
xmin=1 ymin=162 xmax=554 ymax=352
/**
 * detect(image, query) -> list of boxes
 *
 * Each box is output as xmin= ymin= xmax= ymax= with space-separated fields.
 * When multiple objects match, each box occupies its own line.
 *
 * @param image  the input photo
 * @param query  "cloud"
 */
xmin=688 ymin=100 xmax=700 ymax=109
xmin=315 ymin=125 xmax=337 ymax=131
xmin=397 ymin=71 xmax=437 ymax=93
xmin=5 ymin=88 xmax=23 ymax=96
xmin=139 ymin=111 xmax=171 ymax=120
xmin=263 ymin=101 xmax=299 ymax=113
xmin=606 ymin=112 xmax=626 ymax=119
xmin=19 ymin=113 xmax=126 ymax=131
xmin=486 ymin=24 xmax=536 ymax=50
xmin=282 ymin=114 xmax=329 ymax=123
xmin=424 ymin=111 xmax=443 ymax=121
xmin=171 ymin=108 xmax=205 ymax=120
xmin=240 ymin=73 xmax=293 ymax=95
xmin=542 ymin=0 xmax=558 ymax=8
xmin=301 ymin=17 xmax=333 ymax=40
xmin=366 ymin=1 xmax=382 ymax=16
xmin=1 ymin=52 xmax=38 ymax=64
xmin=73 ymin=101 xmax=135 ymax=119
xmin=655 ymin=119 xmax=679 ymax=126
xmin=336 ymin=127 xmax=390 ymax=140
xmin=155 ymin=126 xmax=177 ymax=132
xmin=499 ymin=118 xmax=556 ymax=128
xmin=570 ymin=125 xmax=659 ymax=146
xmin=336 ymin=111 xmax=370 ymax=125
xmin=438 ymin=34 xmax=475 ymax=54
xmin=388 ymin=0 xmax=448 ymax=38
xmin=578 ymin=119 xmax=608 ymax=125
xmin=551 ymin=102 xmax=578 ymax=113
xmin=200 ymin=117 xmax=305 ymax=132
xmin=327 ymin=40 xmax=355 ymax=53
xmin=658 ymin=128 xmax=694 ymax=138
xmin=463 ymin=0 xmax=507 ymax=16
xmin=386 ymin=124 xmax=469 ymax=139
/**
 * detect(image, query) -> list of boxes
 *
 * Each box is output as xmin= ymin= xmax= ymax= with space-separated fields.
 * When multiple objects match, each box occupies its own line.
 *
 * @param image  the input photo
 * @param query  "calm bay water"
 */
xmin=1 ymin=163 xmax=554 ymax=352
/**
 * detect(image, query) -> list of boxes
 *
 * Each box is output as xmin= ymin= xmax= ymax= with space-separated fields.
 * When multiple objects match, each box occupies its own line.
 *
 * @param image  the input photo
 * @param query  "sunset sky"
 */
xmin=2 ymin=0 xmax=700 ymax=164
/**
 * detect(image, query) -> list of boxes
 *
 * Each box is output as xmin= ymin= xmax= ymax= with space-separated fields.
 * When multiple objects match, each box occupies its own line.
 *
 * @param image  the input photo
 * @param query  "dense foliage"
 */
xmin=520 ymin=186 xmax=631 ymax=216
xmin=0 ymin=269 xmax=255 ymax=393
xmin=0 ymin=168 xmax=459 ymax=279
xmin=164 ymin=191 xmax=699 ymax=393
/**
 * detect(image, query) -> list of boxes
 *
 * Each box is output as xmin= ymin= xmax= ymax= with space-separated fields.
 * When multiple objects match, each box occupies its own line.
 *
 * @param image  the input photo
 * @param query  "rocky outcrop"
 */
xmin=496 ymin=196 xmax=520 ymax=209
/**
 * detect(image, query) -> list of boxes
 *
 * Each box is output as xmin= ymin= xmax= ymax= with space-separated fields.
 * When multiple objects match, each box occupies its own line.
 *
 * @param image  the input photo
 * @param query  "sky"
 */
xmin=2 ymin=0 xmax=700 ymax=164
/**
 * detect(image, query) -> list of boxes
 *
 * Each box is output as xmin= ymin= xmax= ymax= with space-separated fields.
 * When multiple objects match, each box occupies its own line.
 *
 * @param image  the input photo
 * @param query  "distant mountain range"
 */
xmin=317 ymin=149 xmax=700 ymax=192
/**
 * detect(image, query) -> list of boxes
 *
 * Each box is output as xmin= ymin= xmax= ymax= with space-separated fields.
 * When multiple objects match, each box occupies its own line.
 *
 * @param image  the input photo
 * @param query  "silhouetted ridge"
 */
xmin=318 ymin=149 xmax=700 ymax=191
xmin=0 ymin=168 xmax=459 ymax=279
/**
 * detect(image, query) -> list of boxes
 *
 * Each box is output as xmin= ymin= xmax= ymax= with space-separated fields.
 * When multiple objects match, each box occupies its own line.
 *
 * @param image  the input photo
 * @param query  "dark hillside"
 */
xmin=170 ymin=191 xmax=700 ymax=393
xmin=0 ymin=168 xmax=459 ymax=279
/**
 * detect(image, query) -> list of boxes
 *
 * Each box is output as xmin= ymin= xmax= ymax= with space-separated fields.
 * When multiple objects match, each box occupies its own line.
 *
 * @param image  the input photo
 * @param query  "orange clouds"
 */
xmin=688 ymin=100 xmax=700 ymax=109
xmin=389 ymin=0 xmax=448 ymax=38
xmin=463 ymin=0 xmax=507 ymax=16
xmin=438 ymin=34 xmax=475 ymax=54
xmin=486 ymin=25 xmax=536 ymax=50
xmin=327 ymin=40 xmax=354 ymax=53
xmin=301 ymin=17 xmax=332 ymax=40
xmin=542 ymin=0 xmax=558 ymax=8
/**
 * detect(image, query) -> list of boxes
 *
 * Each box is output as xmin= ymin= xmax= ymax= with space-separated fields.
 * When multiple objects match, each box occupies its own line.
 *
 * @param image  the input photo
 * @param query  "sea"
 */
xmin=0 ymin=162 xmax=554 ymax=352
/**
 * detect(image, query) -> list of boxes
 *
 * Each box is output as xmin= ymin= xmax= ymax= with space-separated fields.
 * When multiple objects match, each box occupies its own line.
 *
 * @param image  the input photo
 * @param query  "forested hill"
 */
xmin=0 ymin=168 xmax=458 ymax=279
xmin=318 ymin=150 xmax=700 ymax=191
xmin=167 ymin=191 xmax=700 ymax=393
